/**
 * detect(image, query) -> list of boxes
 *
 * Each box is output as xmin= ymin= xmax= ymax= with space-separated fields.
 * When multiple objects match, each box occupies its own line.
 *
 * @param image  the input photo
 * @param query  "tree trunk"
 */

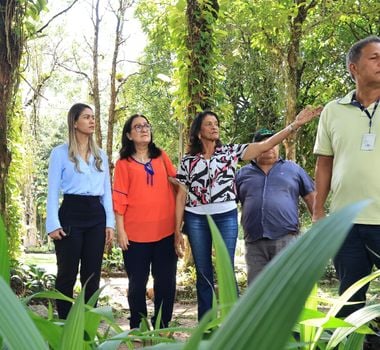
xmin=0 ymin=1 xmax=23 ymax=218
xmin=92 ymin=0 xmax=102 ymax=147
xmin=283 ymin=0 xmax=317 ymax=160
xmin=107 ymin=0 xmax=129 ymax=178
xmin=182 ymin=0 xmax=219 ymax=266
xmin=186 ymin=0 xmax=219 ymax=125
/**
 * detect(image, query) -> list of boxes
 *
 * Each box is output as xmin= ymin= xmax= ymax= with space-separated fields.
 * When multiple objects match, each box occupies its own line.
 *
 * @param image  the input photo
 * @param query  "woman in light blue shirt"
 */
xmin=46 ymin=103 xmax=115 ymax=319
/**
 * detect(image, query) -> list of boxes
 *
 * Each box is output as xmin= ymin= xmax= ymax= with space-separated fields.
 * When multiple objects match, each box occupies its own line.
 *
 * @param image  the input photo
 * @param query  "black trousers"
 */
xmin=54 ymin=194 xmax=106 ymax=319
xmin=123 ymin=234 xmax=178 ymax=329
xmin=334 ymin=224 xmax=380 ymax=317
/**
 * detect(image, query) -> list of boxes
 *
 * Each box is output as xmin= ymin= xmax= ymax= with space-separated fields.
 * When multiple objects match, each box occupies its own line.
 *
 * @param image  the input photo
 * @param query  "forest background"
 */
xmin=0 ymin=0 xmax=379 ymax=259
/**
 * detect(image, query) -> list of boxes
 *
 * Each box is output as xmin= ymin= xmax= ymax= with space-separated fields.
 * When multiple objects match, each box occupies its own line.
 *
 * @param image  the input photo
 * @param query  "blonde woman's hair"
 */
xmin=67 ymin=103 xmax=103 ymax=172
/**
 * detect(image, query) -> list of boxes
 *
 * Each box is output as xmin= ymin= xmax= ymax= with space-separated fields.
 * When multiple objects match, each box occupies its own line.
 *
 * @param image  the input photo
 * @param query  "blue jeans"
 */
xmin=334 ymin=224 xmax=380 ymax=317
xmin=183 ymin=208 xmax=238 ymax=320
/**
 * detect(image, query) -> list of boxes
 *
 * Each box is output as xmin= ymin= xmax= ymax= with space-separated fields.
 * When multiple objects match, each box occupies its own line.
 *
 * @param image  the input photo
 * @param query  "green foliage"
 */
xmin=1 ymin=0 xmax=47 ymax=256
xmin=132 ymin=0 xmax=378 ymax=167
xmin=25 ymin=0 xmax=48 ymax=21
xmin=2 ymin=202 xmax=380 ymax=349
xmin=0 ymin=216 xmax=10 ymax=284
xmin=0 ymin=278 xmax=49 ymax=350
xmin=3 ymin=0 xmax=380 ymax=347
xmin=34 ymin=122 xmax=67 ymax=237
xmin=6 ymin=103 xmax=27 ymax=260
xmin=217 ymin=0 xmax=285 ymax=143
xmin=205 ymin=202 xmax=366 ymax=349
xmin=295 ymin=273 xmax=380 ymax=350
xmin=10 ymin=262 xmax=55 ymax=297
xmin=102 ymin=246 xmax=124 ymax=275
xmin=143 ymin=201 xmax=377 ymax=350
xmin=122 ymin=1 xmax=180 ymax=161
xmin=135 ymin=0 xmax=227 ymax=131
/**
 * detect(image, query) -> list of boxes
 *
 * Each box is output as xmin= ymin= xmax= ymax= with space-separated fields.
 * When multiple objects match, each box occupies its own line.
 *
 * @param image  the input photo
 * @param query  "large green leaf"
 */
xmin=206 ymin=202 xmax=367 ymax=350
xmin=0 ymin=278 xmax=48 ymax=349
xmin=324 ymin=270 xmax=380 ymax=318
xmin=0 ymin=216 xmax=9 ymax=284
xmin=183 ymin=308 xmax=215 ymax=350
xmin=311 ymin=269 xmax=380 ymax=347
xmin=31 ymin=315 xmax=63 ymax=349
xmin=327 ymin=303 xmax=380 ymax=349
xmin=343 ymin=333 xmax=365 ymax=350
xmin=97 ymin=330 xmax=136 ymax=350
xmin=299 ymin=285 xmax=318 ymax=350
xmin=59 ymin=287 xmax=86 ymax=350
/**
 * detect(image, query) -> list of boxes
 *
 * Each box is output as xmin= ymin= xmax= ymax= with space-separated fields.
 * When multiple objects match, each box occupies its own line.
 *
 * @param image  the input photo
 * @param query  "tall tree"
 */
xmin=169 ymin=0 xmax=221 ymax=156
xmin=186 ymin=0 xmax=219 ymax=118
xmin=283 ymin=0 xmax=318 ymax=160
xmin=0 ymin=0 xmax=47 ymax=219
xmin=0 ymin=1 xmax=24 ymax=217
xmin=92 ymin=0 xmax=103 ymax=147
xmin=106 ymin=0 xmax=133 ymax=174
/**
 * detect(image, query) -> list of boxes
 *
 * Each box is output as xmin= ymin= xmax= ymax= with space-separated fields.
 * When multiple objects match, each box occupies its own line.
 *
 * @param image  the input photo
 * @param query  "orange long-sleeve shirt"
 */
xmin=112 ymin=150 xmax=176 ymax=242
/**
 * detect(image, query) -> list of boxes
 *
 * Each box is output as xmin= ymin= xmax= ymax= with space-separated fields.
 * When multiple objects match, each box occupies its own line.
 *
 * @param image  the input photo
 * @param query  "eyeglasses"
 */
xmin=133 ymin=123 xmax=152 ymax=133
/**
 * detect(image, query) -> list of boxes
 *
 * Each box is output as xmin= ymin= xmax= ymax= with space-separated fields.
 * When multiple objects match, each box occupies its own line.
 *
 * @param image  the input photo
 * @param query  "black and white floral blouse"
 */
xmin=177 ymin=144 xmax=248 ymax=207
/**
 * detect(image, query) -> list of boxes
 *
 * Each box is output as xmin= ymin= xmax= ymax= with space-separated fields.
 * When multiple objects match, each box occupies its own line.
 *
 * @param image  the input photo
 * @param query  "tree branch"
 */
xmin=20 ymin=74 xmax=48 ymax=102
xmin=57 ymin=62 xmax=91 ymax=82
xmin=35 ymin=0 xmax=80 ymax=35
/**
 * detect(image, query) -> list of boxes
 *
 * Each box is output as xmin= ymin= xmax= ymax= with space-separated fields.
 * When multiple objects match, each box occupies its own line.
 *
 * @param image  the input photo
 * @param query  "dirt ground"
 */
xmin=100 ymin=276 xmax=198 ymax=345
xmin=24 ymin=253 xmax=199 ymax=345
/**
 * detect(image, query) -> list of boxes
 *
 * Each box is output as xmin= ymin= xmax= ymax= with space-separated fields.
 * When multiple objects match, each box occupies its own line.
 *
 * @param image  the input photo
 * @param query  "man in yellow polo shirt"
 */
xmin=313 ymin=35 xmax=380 ymax=329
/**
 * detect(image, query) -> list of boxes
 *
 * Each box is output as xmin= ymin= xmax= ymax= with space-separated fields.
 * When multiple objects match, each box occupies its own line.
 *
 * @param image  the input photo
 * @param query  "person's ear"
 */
xmin=349 ymin=62 xmax=357 ymax=81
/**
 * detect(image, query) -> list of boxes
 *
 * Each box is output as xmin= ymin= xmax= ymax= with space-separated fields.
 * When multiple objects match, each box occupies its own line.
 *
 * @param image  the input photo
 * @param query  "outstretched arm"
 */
xmin=242 ymin=106 xmax=323 ymax=161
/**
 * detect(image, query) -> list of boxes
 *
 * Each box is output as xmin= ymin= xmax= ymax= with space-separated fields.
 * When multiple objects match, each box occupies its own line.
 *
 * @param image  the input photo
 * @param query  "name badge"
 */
xmin=361 ymin=133 xmax=376 ymax=151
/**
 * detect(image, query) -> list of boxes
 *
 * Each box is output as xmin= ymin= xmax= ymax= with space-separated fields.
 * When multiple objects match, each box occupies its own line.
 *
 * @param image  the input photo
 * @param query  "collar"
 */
xmin=250 ymin=157 xmax=284 ymax=167
xmin=337 ymin=90 xmax=356 ymax=105
xmin=338 ymin=90 xmax=380 ymax=107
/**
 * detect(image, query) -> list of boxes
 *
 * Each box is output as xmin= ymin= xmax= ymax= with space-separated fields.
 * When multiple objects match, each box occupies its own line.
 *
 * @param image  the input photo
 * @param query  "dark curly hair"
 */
xmin=119 ymin=114 xmax=162 ymax=160
xmin=187 ymin=110 xmax=222 ymax=155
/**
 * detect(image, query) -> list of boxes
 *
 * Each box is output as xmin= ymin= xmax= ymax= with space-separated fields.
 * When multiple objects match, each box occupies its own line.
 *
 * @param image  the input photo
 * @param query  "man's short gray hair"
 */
xmin=346 ymin=35 xmax=380 ymax=81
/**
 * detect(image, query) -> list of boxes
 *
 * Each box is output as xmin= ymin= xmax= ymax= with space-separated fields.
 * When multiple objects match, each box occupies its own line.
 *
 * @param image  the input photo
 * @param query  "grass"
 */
xmin=21 ymin=253 xmax=57 ymax=275
xmin=22 ymin=253 xmax=56 ymax=265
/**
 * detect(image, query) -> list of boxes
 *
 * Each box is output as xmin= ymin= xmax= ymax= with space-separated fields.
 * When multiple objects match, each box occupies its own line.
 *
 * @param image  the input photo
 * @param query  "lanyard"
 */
xmin=351 ymin=93 xmax=379 ymax=132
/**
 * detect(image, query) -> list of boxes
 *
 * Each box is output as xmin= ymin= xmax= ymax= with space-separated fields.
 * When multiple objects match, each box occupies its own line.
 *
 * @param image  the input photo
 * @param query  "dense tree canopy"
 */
xmin=0 ymin=0 xmax=379 ymax=254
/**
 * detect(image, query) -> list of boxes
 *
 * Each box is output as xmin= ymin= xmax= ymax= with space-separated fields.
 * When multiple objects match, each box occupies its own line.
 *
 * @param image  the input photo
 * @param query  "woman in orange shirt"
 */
xmin=112 ymin=114 xmax=177 ymax=329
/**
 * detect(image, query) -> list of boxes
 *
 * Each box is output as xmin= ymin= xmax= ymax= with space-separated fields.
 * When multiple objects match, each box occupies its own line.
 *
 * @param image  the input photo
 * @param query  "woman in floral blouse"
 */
xmin=175 ymin=107 xmax=321 ymax=320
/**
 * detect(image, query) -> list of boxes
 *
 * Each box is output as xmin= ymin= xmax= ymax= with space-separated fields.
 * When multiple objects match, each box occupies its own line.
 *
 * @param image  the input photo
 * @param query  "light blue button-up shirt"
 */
xmin=46 ymin=143 xmax=115 ymax=234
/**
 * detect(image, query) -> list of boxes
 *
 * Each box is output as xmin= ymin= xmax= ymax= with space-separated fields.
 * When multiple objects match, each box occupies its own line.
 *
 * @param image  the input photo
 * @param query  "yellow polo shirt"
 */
xmin=314 ymin=90 xmax=380 ymax=224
